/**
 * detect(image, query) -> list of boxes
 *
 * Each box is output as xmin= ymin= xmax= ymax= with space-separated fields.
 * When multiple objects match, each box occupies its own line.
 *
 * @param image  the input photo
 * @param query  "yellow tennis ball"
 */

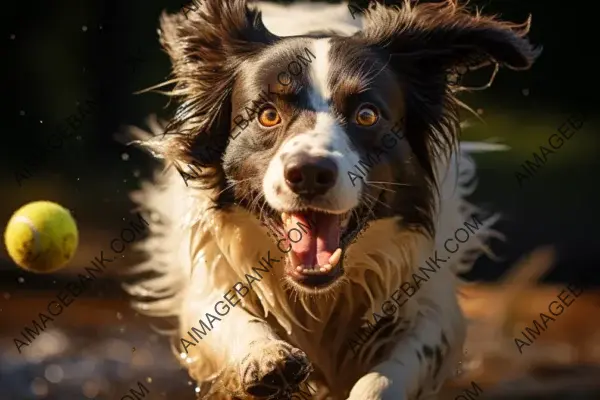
xmin=4 ymin=201 xmax=78 ymax=273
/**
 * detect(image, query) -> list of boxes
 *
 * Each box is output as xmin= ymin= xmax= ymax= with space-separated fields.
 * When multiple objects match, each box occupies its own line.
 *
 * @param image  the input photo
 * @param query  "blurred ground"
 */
xmin=1 ymin=246 xmax=599 ymax=399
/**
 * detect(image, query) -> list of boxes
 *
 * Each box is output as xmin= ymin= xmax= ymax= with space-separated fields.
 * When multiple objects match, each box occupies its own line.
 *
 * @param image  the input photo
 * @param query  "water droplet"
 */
xmin=186 ymin=357 xmax=193 ymax=363
xmin=3 ymin=293 xmax=10 ymax=300
xmin=119 ymin=326 xmax=126 ymax=333
xmin=123 ymin=179 xmax=128 ymax=183
xmin=44 ymin=364 xmax=64 ymax=383
xmin=82 ymin=380 xmax=100 ymax=398
xmin=76 ymin=135 xmax=82 ymax=140
xmin=17 ymin=277 xmax=24 ymax=284
xmin=522 ymin=88 xmax=530 ymax=96
xmin=30 ymin=377 xmax=48 ymax=396
xmin=10 ymin=34 xmax=16 ymax=40
xmin=180 ymin=353 xmax=187 ymax=359
xmin=195 ymin=386 xmax=200 ymax=393
xmin=76 ymin=177 xmax=80 ymax=181
xmin=19 ymin=110 xmax=25 ymax=116
xmin=121 ymin=153 xmax=130 ymax=161
xmin=476 ymin=108 xmax=484 ymax=115
xmin=133 ymin=170 xmax=141 ymax=178
xmin=39 ymin=120 xmax=43 ymax=124
xmin=82 ymin=25 xmax=88 ymax=32
xmin=146 ymin=377 xmax=152 ymax=383
xmin=116 ymin=312 xmax=123 ymax=320
xmin=187 ymin=381 xmax=193 ymax=386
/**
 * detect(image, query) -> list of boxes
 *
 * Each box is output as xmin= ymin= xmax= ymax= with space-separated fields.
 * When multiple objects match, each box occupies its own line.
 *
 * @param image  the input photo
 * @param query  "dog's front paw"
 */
xmin=238 ymin=339 xmax=313 ymax=399
xmin=347 ymin=369 xmax=407 ymax=400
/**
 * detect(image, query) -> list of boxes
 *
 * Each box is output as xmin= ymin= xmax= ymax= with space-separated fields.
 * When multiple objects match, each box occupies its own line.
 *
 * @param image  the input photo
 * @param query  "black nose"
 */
xmin=284 ymin=155 xmax=338 ymax=197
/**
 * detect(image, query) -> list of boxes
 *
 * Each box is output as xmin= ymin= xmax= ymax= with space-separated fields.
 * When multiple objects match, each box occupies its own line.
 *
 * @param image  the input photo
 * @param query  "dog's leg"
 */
xmin=189 ymin=301 xmax=313 ymax=399
xmin=227 ymin=316 xmax=313 ymax=399
xmin=347 ymin=274 xmax=465 ymax=400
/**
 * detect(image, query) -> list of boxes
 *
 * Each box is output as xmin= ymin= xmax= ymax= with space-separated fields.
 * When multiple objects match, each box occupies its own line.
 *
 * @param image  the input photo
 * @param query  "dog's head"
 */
xmin=154 ymin=0 xmax=539 ymax=293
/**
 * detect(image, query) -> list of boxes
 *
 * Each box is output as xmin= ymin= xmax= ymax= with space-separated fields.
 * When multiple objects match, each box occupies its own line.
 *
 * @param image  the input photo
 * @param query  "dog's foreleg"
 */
xmin=347 ymin=273 xmax=465 ymax=400
xmin=186 ymin=295 xmax=313 ymax=399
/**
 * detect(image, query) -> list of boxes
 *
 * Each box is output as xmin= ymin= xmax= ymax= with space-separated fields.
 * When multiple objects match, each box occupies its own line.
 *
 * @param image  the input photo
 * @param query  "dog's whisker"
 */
xmin=245 ymin=185 xmax=264 ymax=213
xmin=364 ymin=199 xmax=380 ymax=219
xmin=365 ymin=183 xmax=396 ymax=194
xmin=217 ymin=178 xmax=253 ymax=197
xmin=362 ymin=192 xmax=392 ymax=211
xmin=365 ymin=180 xmax=412 ymax=187
xmin=256 ymin=194 xmax=272 ymax=223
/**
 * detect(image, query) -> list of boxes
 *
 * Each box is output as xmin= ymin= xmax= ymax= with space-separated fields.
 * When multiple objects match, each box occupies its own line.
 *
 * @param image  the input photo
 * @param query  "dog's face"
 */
xmin=157 ymin=0 xmax=539 ymax=293
xmin=223 ymin=39 xmax=415 ymax=291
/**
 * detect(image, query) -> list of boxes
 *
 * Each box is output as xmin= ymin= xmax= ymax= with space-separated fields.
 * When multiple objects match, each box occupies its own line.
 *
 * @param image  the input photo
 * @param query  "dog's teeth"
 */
xmin=281 ymin=212 xmax=291 ymax=225
xmin=328 ymin=248 xmax=342 ymax=267
xmin=295 ymin=266 xmax=303 ymax=272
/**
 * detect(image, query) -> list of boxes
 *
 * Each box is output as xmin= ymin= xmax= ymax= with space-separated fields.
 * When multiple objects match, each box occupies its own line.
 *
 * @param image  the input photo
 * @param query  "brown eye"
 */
xmin=258 ymin=107 xmax=281 ymax=127
xmin=355 ymin=105 xmax=379 ymax=127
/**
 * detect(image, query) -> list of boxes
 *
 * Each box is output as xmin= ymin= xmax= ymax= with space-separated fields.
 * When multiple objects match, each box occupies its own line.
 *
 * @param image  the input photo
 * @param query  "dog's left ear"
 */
xmin=353 ymin=0 xmax=540 ymax=181
xmin=357 ymin=0 xmax=541 ymax=72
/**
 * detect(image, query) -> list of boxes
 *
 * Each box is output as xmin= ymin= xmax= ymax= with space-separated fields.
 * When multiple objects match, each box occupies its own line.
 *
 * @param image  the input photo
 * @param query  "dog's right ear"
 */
xmin=158 ymin=0 xmax=278 ymax=130
xmin=159 ymin=0 xmax=278 ymax=74
xmin=151 ymin=1 xmax=278 ymax=189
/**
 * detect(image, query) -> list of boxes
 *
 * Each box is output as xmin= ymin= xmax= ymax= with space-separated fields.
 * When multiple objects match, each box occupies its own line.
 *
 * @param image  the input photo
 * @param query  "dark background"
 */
xmin=2 ymin=0 xmax=599 ymax=399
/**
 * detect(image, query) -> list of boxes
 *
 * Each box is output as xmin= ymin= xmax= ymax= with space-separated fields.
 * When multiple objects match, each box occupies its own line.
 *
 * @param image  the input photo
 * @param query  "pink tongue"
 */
xmin=285 ymin=212 xmax=340 ymax=268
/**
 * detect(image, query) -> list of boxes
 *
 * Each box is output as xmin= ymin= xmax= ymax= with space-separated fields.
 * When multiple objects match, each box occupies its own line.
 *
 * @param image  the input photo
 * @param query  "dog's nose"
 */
xmin=284 ymin=155 xmax=338 ymax=197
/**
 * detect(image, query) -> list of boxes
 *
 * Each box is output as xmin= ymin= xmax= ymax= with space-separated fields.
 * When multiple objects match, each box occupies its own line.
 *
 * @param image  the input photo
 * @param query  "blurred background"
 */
xmin=2 ymin=0 xmax=599 ymax=399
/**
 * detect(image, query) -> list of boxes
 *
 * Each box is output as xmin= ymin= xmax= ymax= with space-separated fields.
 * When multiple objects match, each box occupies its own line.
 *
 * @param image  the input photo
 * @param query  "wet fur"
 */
xmin=125 ymin=1 xmax=539 ymax=399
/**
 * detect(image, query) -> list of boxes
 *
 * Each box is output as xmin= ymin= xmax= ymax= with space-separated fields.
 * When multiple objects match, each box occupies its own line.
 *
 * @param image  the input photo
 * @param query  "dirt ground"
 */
xmin=1 ymin=248 xmax=599 ymax=399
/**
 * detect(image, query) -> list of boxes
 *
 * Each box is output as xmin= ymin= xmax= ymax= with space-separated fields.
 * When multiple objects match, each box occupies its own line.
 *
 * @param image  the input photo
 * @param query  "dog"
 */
xmin=125 ymin=1 xmax=539 ymax=398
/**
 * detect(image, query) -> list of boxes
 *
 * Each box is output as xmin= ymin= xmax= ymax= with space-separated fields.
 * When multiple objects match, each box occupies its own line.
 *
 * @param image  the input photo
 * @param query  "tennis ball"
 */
xmin=4 ymin=201 xmax=78 ymax=273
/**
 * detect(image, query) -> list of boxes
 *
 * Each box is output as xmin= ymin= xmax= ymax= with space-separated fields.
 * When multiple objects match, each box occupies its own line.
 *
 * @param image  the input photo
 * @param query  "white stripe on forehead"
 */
xmin=308 ymin=39 xmax=332 ymax=111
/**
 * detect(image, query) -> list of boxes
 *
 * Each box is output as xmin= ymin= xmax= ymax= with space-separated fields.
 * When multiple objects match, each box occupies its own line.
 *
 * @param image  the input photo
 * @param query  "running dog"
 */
xmin=126 ymin=1 xmax=539 ymax=398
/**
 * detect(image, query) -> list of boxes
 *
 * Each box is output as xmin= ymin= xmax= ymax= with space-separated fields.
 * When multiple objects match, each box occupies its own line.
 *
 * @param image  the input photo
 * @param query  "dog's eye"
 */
xmin=355 ymin=105 xmax=379 ymax=127
xmin=258 ymin=107 xmax=281 ymax=127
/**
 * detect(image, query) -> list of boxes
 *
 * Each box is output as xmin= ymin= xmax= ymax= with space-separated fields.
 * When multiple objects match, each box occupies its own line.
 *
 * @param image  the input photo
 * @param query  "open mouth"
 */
xmin=272 ymin=209 xmax=353 ymax=290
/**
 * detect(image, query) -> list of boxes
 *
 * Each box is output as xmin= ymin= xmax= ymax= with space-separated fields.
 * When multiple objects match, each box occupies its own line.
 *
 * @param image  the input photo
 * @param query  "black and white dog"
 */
xmin=126 ymin=1 xmax=539 ymax=398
